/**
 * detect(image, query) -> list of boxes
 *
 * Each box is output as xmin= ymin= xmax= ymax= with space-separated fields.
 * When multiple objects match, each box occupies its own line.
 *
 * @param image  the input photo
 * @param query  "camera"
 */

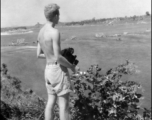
xmin=61 ymin=47 xmax=79 ymax=65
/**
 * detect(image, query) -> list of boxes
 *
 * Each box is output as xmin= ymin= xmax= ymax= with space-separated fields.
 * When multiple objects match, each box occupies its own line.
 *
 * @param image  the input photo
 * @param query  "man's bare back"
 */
xmin=37 ymin=23 xmax=71 ymax=73
xmin=38 ymin=24 xmax=60 ymax=64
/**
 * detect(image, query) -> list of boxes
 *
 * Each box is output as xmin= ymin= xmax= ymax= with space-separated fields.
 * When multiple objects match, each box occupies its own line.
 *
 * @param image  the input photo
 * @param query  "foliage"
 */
xmin=1 ymin=63 xmax=45 ymax=120
xmin=64 ymin=15 xmax=148 ymax=26
xmin=1 ymin=61 xmax=151 ymax=120
xmin=146 ymin=12 xmax=150 ymax=16
xmin=69 ymin=60 xmax=151 ymax=120
xmin=133 ymin=15 xmax=137 ymax=20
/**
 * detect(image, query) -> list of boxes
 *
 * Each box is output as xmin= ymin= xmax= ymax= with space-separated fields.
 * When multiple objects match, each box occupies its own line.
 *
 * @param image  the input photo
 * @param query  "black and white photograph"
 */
xmin=1 ymin=0 xmax=151 ymax=120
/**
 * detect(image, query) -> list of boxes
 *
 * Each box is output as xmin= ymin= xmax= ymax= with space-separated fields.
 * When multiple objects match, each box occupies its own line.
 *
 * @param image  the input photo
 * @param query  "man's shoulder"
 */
xmin=50 ymin=28 xmax=59 ymax=34
xmin=48 ymin=28 xmax=60 ymax=38
xmin=38 ymin=26 xmax=60 ymax=41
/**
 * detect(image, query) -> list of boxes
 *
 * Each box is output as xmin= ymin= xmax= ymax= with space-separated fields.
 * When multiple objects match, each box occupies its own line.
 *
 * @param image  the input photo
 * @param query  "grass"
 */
xmin=1 ymin=18 xmax=151 ymax=108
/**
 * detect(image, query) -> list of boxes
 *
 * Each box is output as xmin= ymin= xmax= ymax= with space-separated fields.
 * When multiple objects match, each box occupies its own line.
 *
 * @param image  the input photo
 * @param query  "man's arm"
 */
xmin=37 ymin=42 xmax=45 ymax=59
xmin=52 ymin=30 xmax=75 ymax=69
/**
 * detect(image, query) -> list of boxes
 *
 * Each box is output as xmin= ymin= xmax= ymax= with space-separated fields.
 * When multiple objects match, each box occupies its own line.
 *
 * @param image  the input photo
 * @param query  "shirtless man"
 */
xmin=37 ymin=3 xmax=79 ymax=120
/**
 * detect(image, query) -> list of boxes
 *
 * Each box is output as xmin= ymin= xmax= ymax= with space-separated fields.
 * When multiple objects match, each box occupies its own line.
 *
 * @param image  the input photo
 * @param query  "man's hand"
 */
xmin=37 ymin=42 xmax=46 ymax=59
xmin=71 ymin=65 xmax=80 ymax=73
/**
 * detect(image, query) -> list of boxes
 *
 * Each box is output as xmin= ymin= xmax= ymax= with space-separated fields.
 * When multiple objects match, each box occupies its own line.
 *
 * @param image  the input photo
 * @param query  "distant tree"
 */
xmin=146 ymin=11 xmax=150 ymax=16
xmin=92 ymin=17 xmax=95 ymax=21
xmin=133 ymin=15 xmax=137 ymax=20
xmin=120 ymin=17 xmax=124 ymax=21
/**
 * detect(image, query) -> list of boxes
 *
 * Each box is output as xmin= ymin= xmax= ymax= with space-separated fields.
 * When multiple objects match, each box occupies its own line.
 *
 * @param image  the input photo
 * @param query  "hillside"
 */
xmin=1 ymin=61 xmax=151 ymax=120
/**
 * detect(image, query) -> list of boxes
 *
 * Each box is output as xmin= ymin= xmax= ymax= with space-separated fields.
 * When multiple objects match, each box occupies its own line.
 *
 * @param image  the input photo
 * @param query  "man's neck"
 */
xmin=46 ymin=21 xmax=55 ymax=28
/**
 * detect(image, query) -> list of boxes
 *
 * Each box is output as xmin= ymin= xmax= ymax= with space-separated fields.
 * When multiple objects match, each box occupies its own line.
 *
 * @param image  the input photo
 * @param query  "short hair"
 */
xmin=44 ymin=3 xmax=60 ymax=22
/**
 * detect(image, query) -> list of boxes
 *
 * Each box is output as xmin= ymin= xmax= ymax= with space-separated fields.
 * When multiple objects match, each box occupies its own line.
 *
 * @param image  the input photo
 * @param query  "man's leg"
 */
xmin=45 ymin=94 xmax=57 ymax=120
xmin=58 ymin=93 xmax=70 ymax=120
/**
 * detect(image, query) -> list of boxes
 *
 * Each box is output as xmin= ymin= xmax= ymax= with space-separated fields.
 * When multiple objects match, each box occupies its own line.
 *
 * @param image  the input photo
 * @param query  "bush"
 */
xmin=69 ymin=60 xmax=151 ymax=120
xmin=1 ymin=64 xmax=46 ymax=120
xmin=146 ymin=11 xmax=150 ymax=16
xmin=1 ymin=61 xmax=151 ymax=120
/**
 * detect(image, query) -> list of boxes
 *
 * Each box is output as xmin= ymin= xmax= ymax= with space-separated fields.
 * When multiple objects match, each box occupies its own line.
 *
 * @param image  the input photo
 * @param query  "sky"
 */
xmin=1 ymin=0 xmax=151 ymax=27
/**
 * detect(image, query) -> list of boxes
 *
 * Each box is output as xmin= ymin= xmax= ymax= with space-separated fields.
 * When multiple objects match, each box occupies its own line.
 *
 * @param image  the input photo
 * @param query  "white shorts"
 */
xmin=44 ymin=63 xmax=73 ymax=96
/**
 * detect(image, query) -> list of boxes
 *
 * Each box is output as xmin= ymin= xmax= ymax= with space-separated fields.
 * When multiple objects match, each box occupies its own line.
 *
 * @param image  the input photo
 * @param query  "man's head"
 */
xmin=44 ymin=3 xmax=60 ymax=24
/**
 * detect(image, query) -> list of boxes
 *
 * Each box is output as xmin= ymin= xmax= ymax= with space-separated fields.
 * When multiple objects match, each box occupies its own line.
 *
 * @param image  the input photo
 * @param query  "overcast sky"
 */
xmin=1 ymin=0 xmax=151 ymax=27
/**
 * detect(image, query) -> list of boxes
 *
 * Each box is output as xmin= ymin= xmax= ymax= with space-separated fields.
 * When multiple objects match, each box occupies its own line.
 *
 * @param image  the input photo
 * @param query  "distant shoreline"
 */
xmin=1 ymin=30 xmax=33 ymax=36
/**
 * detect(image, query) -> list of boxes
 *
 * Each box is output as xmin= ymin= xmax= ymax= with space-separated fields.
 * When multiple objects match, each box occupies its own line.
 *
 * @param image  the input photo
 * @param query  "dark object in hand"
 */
xmin=61 ymin=47 xmax=79 ymax=65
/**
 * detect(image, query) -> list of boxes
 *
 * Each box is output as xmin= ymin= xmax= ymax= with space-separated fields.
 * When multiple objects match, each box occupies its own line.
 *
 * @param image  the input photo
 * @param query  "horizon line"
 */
xmin=1 ymin=14 xmax=150 ymax=28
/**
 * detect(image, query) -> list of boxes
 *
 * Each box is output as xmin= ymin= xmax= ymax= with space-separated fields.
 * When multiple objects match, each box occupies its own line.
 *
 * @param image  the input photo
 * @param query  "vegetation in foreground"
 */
xmin=1 ymin=61 xmax=151 ymax=120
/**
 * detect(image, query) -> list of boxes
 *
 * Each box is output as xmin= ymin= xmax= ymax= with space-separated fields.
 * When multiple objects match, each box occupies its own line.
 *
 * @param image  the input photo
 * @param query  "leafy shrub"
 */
xmin=1 ymin=64 xmax=46 ymax=120
xmin=146 ymin=11 xmax=150 ymax=16
xmin=69 ymin=60 xmax=151 ymax=120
